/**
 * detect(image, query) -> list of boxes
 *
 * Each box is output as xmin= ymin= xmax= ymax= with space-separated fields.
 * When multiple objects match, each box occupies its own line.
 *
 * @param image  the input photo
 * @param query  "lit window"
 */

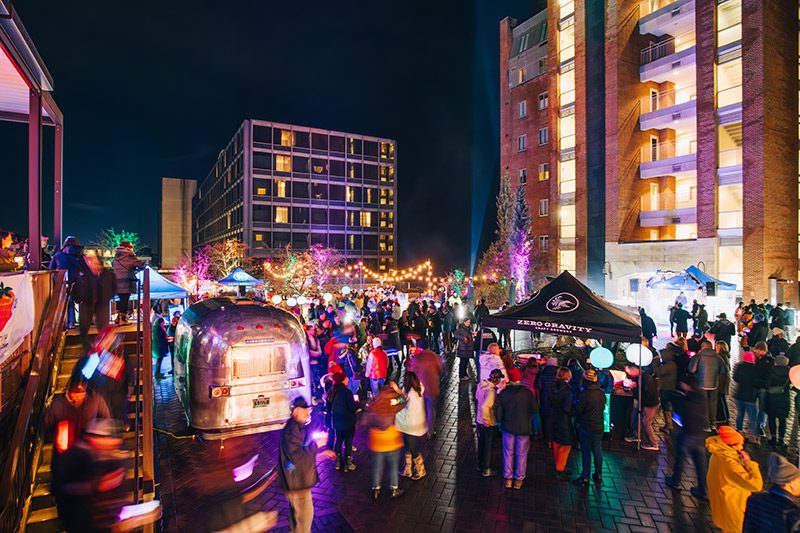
xmin=538 ymin=163 xmax=549 ymax=181
xmin=518 ymin=134 xmax=527 ymax=152
xmin=275 ymin=180 xmax=287 ymax=197
xmin=346 ymin=186 xmax=355 ymax=202
xmin=537 ymin=57 xmax=548 ymax=75
xmin=538 ymin=92 xmax=549 ymax=110
xmin=517 ymin=67 xmax=527 ymax=84
xmin=539 ymin=235 xmax=549 ymax=251
xmin=360 ymin=212 xmax=372 ymax=226
xmin=380 ymin=166 xmax=394 ymax=182
xmin=538 ymin=128 xmax=549 ymax=145
xmin=538 ymin=199 xmax=549 ymax=216
xmin=256 ymin=187 xmax=267 ymax=195
xmin=254 ymin=233 xmax=263 ymax=242
xmin=275 ymin=155 xmax=291 ymax=172
xmin=275 ymin=206 xmax=288 ymax=224
xmin=518 ymin=100 xmax=527 ymax=118
xmin=518 ymin=169 xmax=527 ymax=185
xmin=380 ymin=142 xmax=394 ymax=159
xmin=280 ymin=130 xmax=294 ymax=147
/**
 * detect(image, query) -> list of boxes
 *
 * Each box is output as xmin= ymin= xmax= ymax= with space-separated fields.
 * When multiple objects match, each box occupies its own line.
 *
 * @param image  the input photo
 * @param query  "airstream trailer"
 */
xmin=173 ymin=297 xmax=311 ymax=438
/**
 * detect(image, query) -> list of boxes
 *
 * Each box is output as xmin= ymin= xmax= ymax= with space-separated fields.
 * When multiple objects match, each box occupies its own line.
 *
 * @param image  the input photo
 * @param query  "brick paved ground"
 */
xmin=154 ymin=334 xmax=792 ymax=533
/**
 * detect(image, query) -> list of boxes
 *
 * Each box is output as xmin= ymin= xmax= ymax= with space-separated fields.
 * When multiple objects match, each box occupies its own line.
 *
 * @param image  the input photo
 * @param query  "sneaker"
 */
xmin=624 ymin=436 xmax=638 ymax=443
xmin=513 ymin=479 xmax=523 ymax=490
xmin=504 ymin=478 xmax=512 ymax=489
xmin=664 ymin=476 xmax=680 ymax=490
xmin=481 ymin=469 xmax=497 ymax=477
xmin=690 ymin=487 xmax=708 ymax=501
xmin=641 ymin=443 xmax=660 ymax=451
xmin=572 ymin=477 xmax=589 ymax=488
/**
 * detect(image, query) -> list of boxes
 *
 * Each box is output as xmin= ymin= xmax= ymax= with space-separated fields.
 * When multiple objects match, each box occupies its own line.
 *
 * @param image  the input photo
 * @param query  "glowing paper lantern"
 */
xmin=286 ymin=297 xmax=298 ymax=307
xmin=271 ymin=294 xmax=282 ymax=305
xmin=790 ymin=365 xmax=800 ymax=388
xmin=625 ymin=343 xmax=653 ymax=367
xmin=323 ymin=293 xmax=333 ymax=302
xmin=589 ymin=347 xmax=614 ymax=369
xmin=341 ymin=286 xmax=352 ymax=295
xmin=297 ymin=296 xmax=307 ymax=305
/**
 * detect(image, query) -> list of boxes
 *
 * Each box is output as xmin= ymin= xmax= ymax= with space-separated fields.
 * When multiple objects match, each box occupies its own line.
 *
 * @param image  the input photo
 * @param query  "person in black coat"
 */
xmin=572 ymin=370 xmax=606 ymax=487
xmin=278 ymin=397 xmax=336 ymax=533
xmin=673 ymin=303 xmax=692 ymax=338
xmin=535 ymin=358 xmax=560 ymax=441
xmin=743 ymin=453 xmax=800 ymax=533
xmin=327 ymin=373 xmax=361 ymax=471
xmin=709 ymin=313 xmax=736 ymax=347
xmin=454 ymin=319 xmax=475 ymax=381
xmin=639 ymin=308 xmax=657 ymax=347
xmin=747 ymin=316 xmax=769 ymax=347
xmin=733 ymin=351 xmax=760 ymax=435
xmin=664 ymin=376 xmax=709 ymax=500
xmin=548 ymin=368 xmax=575 ymax=480
xmin=765 ymin=356 xmax=791 ymax=448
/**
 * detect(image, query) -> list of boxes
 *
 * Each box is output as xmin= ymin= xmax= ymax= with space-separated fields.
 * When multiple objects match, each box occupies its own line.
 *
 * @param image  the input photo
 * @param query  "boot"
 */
xmin=400 ymin=453 xmax=413 ymax=478
xmin=346 ymin=457 xmax=356 ymax=472
xmin=335 ymin=454 xmax=342 ymax=471
xmin=412 ymin=455 xmax=426 ymax=480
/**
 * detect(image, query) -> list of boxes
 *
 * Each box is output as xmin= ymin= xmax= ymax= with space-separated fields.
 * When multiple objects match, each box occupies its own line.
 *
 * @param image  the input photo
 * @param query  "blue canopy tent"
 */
xmin=217 ymin=267 xmax=263 ymax=296
xmin=685 ymin=265 xmax=736 ymax=291
xmin=129 ymin=266 xmax=189 ymax=300
xmin=646 ymin=266 xmax=736 ymax=291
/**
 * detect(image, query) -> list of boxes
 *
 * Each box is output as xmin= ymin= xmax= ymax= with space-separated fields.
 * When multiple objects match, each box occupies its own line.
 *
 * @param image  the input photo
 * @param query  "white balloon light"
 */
xmin=790 ymin=365 xmax=800 ymax=388
xmin=589 ymin=347 xmax=614 ymax=369
xmin=625 ymin=343 xmax=653 ymax=367
xmin=323 ymin=292 xmax=333 ymax=302
xmin=286 ymin=297 xmax=298 ymax=307
xmin=271 ymin=294 xmax=282 ymax=305
xmin=341 ymin=286 xmax=352 ymax=295
xmin=297 ymin=296 xmax=307 ymax=305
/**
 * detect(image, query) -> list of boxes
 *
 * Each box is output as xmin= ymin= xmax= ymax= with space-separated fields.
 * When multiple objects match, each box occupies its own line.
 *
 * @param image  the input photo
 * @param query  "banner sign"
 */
xmin=0 ymin=272 xmax=35 ymax=366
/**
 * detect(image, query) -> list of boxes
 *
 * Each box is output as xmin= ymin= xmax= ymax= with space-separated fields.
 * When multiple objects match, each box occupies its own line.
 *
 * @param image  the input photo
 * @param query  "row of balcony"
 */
xmin=639 ymin=141 xmax=741 ymax=180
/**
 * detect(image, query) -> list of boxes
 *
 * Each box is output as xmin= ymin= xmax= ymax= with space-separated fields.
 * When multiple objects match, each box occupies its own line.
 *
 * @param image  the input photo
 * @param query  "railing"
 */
xmin=717 ymin=84 xmax=742 ymax=108
xmin=134 ymin=269 xmax=155 ymax=504
xmin=718 ymin=210 xmax=743 ymax=229
xmin=0 ymin=271 xmax=68 ymax=531
xmin=641 ymin=37 xmax=675 ymax=65
xmin=642 ymin=83 xmax=696 ymax=112
xmin=718 ymin=147 xmax=742 ymax=167
xmin=641 ymin=137 xmax=697 ymax=162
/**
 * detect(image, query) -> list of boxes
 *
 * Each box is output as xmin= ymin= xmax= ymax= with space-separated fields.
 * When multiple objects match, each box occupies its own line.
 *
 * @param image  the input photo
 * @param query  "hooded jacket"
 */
xmin=479 ymin=353 xmax=508 ymax=384
xmin=575 ymin=381 xmax=606 ymax=434
xmin=657 ymin=345 xmax=679 ymax=392
xmin=743 ymin=486 xmax=800 ymax=533
xmin=709 ymin=318 xmax=736 ymax=346
xmin=688 ymin=348 xmax=727 ymax=390
xmin=454 ymin=323 xmax=474 ymax=359
xmin=475 ymin=379 xmax=498 ymax=427
xmin=111 ymin=246 xmax=143 ymax=294
xmin=278 ymin=416 xmax=319 ymax=491
xmin=705 ymin=435 xmax=763 ymax=533
xmin=49 ymin=245 xmax=86 ymax=284
xmin=407 ymin=350 xmax=443 ymax=399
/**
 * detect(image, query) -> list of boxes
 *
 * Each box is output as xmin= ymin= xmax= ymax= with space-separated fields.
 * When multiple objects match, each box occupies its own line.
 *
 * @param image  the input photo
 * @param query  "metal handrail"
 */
xmin=0 ymin=270 xmax=68 ymax=531
xmin=641 ymin=83 xmax=697 ymax=112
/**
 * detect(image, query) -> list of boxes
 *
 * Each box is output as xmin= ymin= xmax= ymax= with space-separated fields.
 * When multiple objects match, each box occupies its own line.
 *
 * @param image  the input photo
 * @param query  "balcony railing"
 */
xmin=718 ymin=210 xmax=743 ymax=229
xmin=641 ymin=137 xmax=697 ymax=162
xmin=718 ymin=147 xmax=742 ymax=167
xmin=642 ymin=83 xmax=696 ymax=112
xmin=717 ymin=84 xmax=742 ymax=108
xmin=640 ymin=32 xmax=695 ymax=66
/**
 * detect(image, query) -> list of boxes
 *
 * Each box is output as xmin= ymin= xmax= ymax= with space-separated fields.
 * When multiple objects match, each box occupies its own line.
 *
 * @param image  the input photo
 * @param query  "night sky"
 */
xmin=2 ymin=0 xmax=543 ymax=271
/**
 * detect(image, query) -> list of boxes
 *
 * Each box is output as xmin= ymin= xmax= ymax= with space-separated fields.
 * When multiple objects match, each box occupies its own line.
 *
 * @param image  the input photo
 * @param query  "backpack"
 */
xmin=71 ymin=258 xmax=97 ymax=305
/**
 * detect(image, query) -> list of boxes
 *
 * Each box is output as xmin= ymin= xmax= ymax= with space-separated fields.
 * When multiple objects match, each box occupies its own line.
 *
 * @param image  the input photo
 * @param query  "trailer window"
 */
xmin=231 ymin=343 xmax=302 ymax=380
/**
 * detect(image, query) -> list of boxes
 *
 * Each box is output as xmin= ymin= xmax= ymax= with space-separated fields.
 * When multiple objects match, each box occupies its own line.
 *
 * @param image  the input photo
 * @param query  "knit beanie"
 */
xmin=768 ymin=452 xmax=800 ymax=484
xmin=742 ymin=351 xmax=756 ymax=364
xmin=717 ymin=425 xmax=744 ymax=446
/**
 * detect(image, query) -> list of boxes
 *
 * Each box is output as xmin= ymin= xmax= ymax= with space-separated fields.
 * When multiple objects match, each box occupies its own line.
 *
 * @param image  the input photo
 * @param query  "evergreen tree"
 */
xmin=509 ymin=184 xmax=532 ymax=300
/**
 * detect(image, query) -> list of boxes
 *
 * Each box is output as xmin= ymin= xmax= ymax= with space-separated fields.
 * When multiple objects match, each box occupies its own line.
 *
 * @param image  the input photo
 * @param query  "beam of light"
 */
xmin=81 ymin=352 xmax=100 ymax=379
xmin=118 ymin=501 xmax=161 ymax=521
xmin=232 ymin=454 xmax=259 ymax=482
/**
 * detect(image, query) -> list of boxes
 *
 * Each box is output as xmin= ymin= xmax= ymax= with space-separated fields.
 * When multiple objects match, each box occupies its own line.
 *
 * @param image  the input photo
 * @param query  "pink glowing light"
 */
xmin=232 ymin=454 xmax=259 ymax=482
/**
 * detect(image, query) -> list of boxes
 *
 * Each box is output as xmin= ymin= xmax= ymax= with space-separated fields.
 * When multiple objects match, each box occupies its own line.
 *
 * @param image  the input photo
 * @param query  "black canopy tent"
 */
xmin=482 ymin=271 xmax=642 ymax=342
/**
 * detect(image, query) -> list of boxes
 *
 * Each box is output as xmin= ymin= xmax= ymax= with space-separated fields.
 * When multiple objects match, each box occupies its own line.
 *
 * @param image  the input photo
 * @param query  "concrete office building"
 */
xmin=159 ymin=177 xmax=196 ymax=268
xmin=500 ymin=0 xmax=798 ymax=306
xmin=193 ymin=120 xmax=398 ymax=271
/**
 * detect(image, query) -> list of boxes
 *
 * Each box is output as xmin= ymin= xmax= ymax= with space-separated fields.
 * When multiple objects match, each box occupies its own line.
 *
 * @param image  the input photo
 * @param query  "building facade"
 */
xmin=501 ymin=0 xmax=799 ymax=306
xmin=193 ymin=120 xmax=398 ymax=271
xmin=159 ymin=177 xmax=197 ymax=268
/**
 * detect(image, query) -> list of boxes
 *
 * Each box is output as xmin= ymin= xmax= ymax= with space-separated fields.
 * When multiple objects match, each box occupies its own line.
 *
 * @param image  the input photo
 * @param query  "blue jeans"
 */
xmin=670 ymin=432 xmax=707 ymax=495
xmin=735 ymin=399 xmax=757 ymax=433
xmin=501 ymin=431 xmax=530 ymax=480
xmin=578 ymin=427 xmax=603 ymax=480
xmin=370 ymin=378 xmax=385 ymax=397
xmin=757 ymin=390 xmax=768 ymax=429
xmin=371 ymin=450 xmax=400 ymax=489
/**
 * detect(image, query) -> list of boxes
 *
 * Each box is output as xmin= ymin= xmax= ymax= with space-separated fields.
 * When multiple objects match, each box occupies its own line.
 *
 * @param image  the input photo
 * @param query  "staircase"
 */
xmin=24 ymin=326 xmax=156 ymax=533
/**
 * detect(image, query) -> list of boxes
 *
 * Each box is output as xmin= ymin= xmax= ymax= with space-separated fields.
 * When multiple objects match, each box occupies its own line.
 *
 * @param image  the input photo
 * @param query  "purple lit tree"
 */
xmin=508 ymin=185 xmax=531 ymax=301
xmin=308 ymin=244 xmax=345 ymax=288
xmin=174 ymin=245 xmax=214 ymax=298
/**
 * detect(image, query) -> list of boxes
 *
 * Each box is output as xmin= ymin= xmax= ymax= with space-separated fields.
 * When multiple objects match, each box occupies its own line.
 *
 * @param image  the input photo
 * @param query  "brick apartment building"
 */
xmin=501 ymin=0 xmax=799 ymax=308
xmin=193 ymin=120 xmax=398 ymax=272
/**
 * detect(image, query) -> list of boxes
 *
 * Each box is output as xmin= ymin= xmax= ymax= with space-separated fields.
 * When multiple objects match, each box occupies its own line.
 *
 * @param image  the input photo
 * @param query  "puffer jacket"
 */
xmin=657 ymin=346 xmax=679 ymax=392
xmin=454 ymin=324 xmax=474 ymax=359
xmin=688 ymin=348 xmax=726 ymax=390
xmin=49 ymin=245 xmax=86 ymax=283
xmin=743 ymin=487 xmax=800 ymax=533
xmin=112 ymin=247 xmax=143 ymax=294
xmin=705 ymin=436 xmax=763 ymax=533
xmin=479 ymin=353 xmax=507 ymax=383
xmin=476 ymin=379 xmax=498 ymax=427
xmin=395 ymin=387 xmax=427 ymax=437
xmin=547 ymin=380 xmax=574 ymax=445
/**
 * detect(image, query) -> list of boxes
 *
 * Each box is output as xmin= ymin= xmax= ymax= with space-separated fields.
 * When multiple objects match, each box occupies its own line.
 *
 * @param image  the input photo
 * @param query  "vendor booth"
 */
xmin=130 ymin=267 xmax=189 ymax=300
xmin=217 ymin=267 xmax=263 ymax=297
xmin=645 ymin=265 xmax=737 ymax=326
xmin=484 ymin=271 xmax=645 ymax=442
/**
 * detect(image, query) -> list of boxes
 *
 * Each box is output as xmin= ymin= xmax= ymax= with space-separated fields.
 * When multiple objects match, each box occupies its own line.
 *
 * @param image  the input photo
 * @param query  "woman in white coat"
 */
xmin=393 ymin=372 xmax=428 ymax=480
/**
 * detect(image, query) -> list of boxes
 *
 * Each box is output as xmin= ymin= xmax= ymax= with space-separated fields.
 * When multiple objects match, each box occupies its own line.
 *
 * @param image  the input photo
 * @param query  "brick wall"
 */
xmin=694 ymin=0 xmax=717 ymax=239
xmin=741 ymin=0 xmax=799 ymax=299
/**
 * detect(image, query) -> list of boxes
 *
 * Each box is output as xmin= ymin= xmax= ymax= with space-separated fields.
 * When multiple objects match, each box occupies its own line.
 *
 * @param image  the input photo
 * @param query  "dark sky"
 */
xmin=2 ymin=0 xmax=542 ymax=272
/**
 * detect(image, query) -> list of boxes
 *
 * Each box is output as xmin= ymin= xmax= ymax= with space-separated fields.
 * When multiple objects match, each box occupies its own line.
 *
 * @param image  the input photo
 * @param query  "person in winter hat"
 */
xmin=111 ymin=241 xmax=143 ymax=324
xmin=394 ymin=372 xmax=427 ymax=480
xmin=706 ymin=426 xmax=763 ymax=533
xmin=743 ymin=453 xmax=800 ymax=532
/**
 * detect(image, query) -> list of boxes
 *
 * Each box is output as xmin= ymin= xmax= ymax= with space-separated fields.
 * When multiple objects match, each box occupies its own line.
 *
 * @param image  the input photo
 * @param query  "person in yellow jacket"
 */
xmin=705 ymin=426 xmax=763 ymax=533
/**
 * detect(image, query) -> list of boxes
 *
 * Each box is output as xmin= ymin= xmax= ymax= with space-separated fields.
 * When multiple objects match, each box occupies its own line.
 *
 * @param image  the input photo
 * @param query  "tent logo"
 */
xmin=546 ymin=292 xmax=579 ymax=313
